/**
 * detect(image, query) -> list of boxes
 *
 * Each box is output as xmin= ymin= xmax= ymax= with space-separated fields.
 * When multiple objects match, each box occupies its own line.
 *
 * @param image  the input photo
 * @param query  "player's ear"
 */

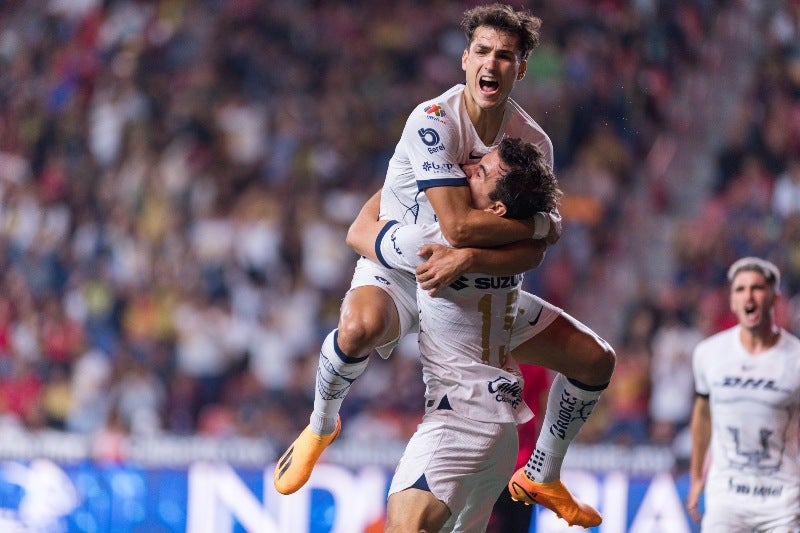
xmin=487 ymin=202 xmax=507 ymax=217
xmin=462 ymin=49 xmax=469 ymax=72
xmin=516 ymin=59 xmax=527 ymax=81
xmin=772 ymin=290 xmax=782 ymax=306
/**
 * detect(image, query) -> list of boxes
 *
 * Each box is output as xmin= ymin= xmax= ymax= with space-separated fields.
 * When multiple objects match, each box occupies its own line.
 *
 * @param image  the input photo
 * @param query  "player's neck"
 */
xmin=739 ymin=323 xmax=780 ymax=354
xmin=465 ymin=98 xmax=506 ymax=145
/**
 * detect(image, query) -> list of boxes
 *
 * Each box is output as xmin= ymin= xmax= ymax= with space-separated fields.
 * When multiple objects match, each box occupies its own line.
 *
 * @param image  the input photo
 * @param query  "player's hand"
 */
xmin=531 ymin=210 xmax=562 ymax=246
xmin=544 ymin=210 xmax=562 ymax=245
xmin=686 ymin=481 xmax=703 ymax=523
xmin=416 ymin=244 xmax=469 ymax=296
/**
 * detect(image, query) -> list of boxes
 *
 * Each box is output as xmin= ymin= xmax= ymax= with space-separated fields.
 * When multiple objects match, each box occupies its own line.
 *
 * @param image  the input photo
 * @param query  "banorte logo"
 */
xmin=424 ymin=103 xmax=445 ymax=118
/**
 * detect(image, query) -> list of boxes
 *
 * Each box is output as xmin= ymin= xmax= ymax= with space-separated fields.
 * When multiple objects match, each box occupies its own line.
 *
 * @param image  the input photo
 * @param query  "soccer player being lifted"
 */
xmin=274 ymin=5 xmax=615 ymax=528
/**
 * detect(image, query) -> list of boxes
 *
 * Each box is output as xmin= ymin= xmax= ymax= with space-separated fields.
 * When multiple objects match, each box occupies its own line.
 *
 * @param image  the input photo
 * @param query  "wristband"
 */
xmin=532 ymin=211 xmax=550 ymax=240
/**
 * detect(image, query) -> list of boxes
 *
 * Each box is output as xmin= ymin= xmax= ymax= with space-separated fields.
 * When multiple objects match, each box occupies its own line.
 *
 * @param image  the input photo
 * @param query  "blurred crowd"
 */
xmin=0 ymin=0 xmax=798 ymax=465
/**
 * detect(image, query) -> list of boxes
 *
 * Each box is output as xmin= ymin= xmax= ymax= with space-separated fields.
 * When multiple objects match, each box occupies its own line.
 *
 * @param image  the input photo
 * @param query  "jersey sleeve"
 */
xmin=692 ymin=341 xmax=709 ymax=396
xmin=401 ymin=104 xmax=467 ymax=192
xmin=375 ymin=221 xmax=443 ymax=273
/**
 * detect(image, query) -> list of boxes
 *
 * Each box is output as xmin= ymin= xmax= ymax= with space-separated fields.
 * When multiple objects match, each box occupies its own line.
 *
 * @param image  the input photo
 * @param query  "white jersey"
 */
xmin=380 ymin=84 xmax=553 ymax=225
xmin=693 ymin=326 xmax=800 ymax=516
xmin=375 ymin=220 xmax=533 ymax=425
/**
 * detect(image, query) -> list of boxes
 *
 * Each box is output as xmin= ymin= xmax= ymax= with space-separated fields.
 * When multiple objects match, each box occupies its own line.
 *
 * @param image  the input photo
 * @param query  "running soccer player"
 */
xmin=688 ymin=257 xmax=800 ymax=532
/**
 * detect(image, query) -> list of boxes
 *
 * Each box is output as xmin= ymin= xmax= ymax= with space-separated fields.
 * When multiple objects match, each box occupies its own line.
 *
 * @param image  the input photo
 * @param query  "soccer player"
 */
xmin=274 ymin=5 xmax=614 ymax=526
xmin=687 ymin=257 xmax=800 ymax=531
xmin=348 ymin=138 xmax=560 ymax=532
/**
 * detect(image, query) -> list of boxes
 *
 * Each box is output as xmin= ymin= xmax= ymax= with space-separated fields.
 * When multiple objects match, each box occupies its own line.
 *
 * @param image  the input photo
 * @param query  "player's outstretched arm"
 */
xmin=346 ymin=191 xmax=390 ymax=263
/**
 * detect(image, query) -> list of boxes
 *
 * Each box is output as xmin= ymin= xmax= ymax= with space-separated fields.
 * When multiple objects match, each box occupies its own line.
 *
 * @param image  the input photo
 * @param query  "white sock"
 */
xmin=524 ymin=373 xmax=605 ymax=482
xmin=310 ymin=329 xmax=369 ymax=435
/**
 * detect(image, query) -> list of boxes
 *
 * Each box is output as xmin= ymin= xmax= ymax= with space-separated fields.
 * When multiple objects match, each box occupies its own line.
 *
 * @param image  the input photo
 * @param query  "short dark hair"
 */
xmin=727 ymin=257 xmax=781 ymax=293
xmin=461 ymin=3 xmax=541 ymax=60
xmin=490 ymin=137 xmax=561 ymax=220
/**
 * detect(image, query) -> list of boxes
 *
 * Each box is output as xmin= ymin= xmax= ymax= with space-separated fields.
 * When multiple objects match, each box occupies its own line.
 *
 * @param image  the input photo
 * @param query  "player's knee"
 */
xmin=336 ymin=313 xmax=387 ymax=355
xmin=591 ymin=339 xmax=616 ymax=383
xmin=338 ymin=289 xmax=398 ymax=355
xmin=574 ymin=339 xmax=615 ymax=386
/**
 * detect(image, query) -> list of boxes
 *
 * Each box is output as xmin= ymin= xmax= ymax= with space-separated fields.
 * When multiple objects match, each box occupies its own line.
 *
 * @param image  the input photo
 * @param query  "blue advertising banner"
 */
xmin=0 ymin=459 xmax=701 ymax=533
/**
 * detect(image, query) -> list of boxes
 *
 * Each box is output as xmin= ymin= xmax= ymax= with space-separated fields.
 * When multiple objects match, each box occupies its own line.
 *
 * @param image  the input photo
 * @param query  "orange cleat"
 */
xmin=273 ymin=416 xmax=341 ymax=495
xmin=508 ymin=468 xmax=602 ymax=528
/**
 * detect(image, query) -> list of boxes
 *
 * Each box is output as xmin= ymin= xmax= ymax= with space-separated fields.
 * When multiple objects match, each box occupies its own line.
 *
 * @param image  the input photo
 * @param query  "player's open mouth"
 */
xmin=745 ymin=303 xmax=756 ymax=315
xmin=479 ymin=76 xmax=500 ymax=93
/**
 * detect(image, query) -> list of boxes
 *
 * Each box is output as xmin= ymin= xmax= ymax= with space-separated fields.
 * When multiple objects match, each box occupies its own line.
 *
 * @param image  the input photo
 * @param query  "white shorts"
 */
xmin=510 ymin=291 xmax=562 ymax=348
xmin=388 ymin=408 xmax=518 ymax=533
xmin=703 ymin=490 xmax=800 ymax=532
xmin=349 ymin=258 xmax=562 ymax=358
xmin=349 ymin=257 xmax=419 ymax=358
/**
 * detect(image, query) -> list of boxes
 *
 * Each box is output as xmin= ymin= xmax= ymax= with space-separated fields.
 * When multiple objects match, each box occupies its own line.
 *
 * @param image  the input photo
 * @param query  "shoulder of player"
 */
xmin=504 ymin=100 xmax=549 ymax=135
xmin=693 ymin=327 xmax=737 ymax=358
xmin=778 ymin=328 xmax=800 ymax=351
xmin=504 ymin=98 xmax=554 ymax=161
xmin=407 ymin=86 xmax=464 ymax=126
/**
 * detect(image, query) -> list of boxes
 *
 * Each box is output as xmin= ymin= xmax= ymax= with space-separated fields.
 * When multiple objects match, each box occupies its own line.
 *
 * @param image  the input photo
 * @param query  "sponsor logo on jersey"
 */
xmin=528 ymin=306 xmax=544 ymax=326
xmin=424 ymin=103 xmax=446 ymax=120
xmin=488 ymin=376 xmax=523 ymax=408
xmin=721 ymin=376 xmax=782 ymax=391
xmin=449 ymin=277 xmax=469 ymax=290
xmin=418 ymin=128 xmax=440 ymax=146
xmin=728 ymin=481 xmax=783 ymax=497
xmin=417 ymin=128 xmax=446 ymax=154
xmin=448 ymin=275 xmax=523 ymax=291
xmin=373 ymin=276 xmax=391 ymax=286
xmin=474 ymin=275 xmax=523 ymax=290
xmin=421 ymin=161 xmax=456 ymax=173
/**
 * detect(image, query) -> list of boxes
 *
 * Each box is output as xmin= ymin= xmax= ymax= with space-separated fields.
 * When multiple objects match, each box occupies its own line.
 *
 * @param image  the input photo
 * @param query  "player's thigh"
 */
xmin=344 ymin=258 xmax=418 ymax=358
xmin=385 ymin=488 xmax=450 ymax=533
xmin=339 ymin=285 xmax=399 ymax=339
xmin=510 ymin=310 xmax=614 ymax=385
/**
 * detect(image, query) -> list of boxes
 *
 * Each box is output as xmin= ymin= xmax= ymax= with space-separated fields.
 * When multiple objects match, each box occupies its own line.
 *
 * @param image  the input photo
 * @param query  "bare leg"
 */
xmin=511 ymin=312 xmax=614 ymax=387
xmin=310 ymin=285 xmax=401 ymax=434
xmin=385 ymin=488 xmax=450 ymax=533
xmin=507 ymin=312 xmax=614 ymax=527
xmin=274 ymin=285 xmax=401 ymax=494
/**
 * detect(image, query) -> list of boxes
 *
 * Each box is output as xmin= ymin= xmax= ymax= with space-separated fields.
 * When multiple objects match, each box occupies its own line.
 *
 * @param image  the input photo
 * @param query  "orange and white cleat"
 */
xmin=273 ymin=416 xmax=341 ymax=495
xmin=508 ymin=468 xmax=602 ymax=528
